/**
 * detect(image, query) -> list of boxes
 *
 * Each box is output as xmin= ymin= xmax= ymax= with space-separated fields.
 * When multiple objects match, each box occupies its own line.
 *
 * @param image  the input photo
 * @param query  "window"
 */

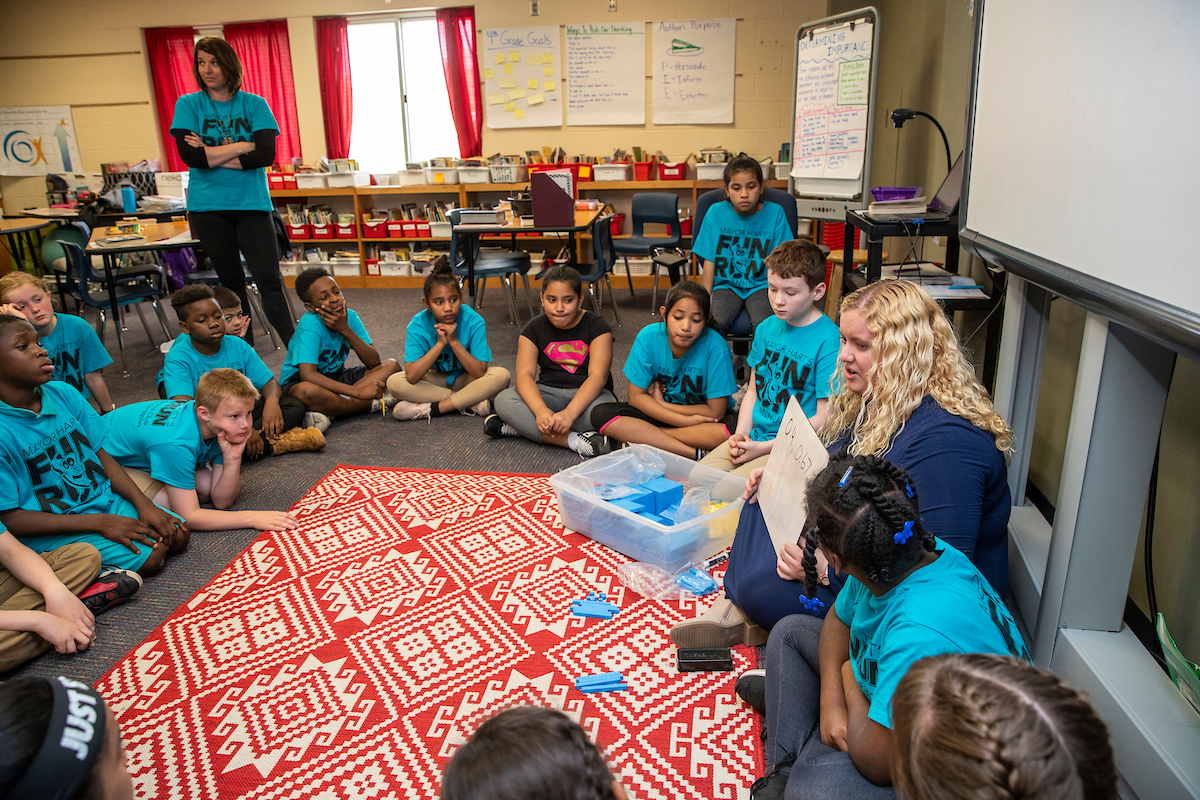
xmin=348 ymin=17 xmax=460 ymax=173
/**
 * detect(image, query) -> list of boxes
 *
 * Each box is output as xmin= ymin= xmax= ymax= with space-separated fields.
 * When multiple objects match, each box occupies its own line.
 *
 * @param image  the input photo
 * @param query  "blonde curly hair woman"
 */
xmin=672 ymin=280 xmax=1014 ymax=650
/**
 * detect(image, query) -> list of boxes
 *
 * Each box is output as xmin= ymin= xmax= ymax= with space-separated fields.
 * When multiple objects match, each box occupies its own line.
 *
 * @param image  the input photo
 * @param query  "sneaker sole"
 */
xmin=670 ymin=619 xmax=769 ymax=649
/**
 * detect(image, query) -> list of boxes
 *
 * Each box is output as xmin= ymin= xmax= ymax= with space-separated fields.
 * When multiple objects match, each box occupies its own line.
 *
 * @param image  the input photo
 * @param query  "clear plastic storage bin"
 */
xmin=458 ymin=166 xmax=491 ymax=183
xmin=550 ymin=445 xmax=745 ymax=572
xmin=593 ymin=163 xmax=631 ymax=181
xmin=397 ymin=169 xmax=427 ymax=186
xmin=424 ymin=167 xmax=459 ymax=185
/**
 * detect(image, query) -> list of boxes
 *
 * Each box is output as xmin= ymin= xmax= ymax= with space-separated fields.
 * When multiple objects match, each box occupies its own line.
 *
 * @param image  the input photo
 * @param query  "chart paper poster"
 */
xmin=756 ymin=397 xmax=829 ymax=557
xmin=652 ymin=19 xmax=735 ymax=125
xmin=0 ymin=106 xmax=82 ymax=176
xmin=482 ymin=26 xmax=563 ymax=129
xmin=791 ymin=21 xmax=872 ymax=181
xmin=566 ymin=22 xmax=646 ymax=126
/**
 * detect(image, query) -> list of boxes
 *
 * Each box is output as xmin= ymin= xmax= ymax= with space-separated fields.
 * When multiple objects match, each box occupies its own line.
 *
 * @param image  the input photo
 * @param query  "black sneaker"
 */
xmin=736 ymin=668 xmax=766 ymax=714
xmin=484 ymin=414 xmax=513 ymax=439
xmin=80 ymin=569 xmax=142 ymax=613
xmin=574 ymin=432 xmax=613 ymax=458
xmin=750 ymin=752 xmax=796 ymax=800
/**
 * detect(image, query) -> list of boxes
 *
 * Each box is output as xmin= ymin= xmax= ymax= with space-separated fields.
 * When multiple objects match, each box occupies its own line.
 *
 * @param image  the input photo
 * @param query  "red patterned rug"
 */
xmin=98 ymin=466 xmax=762 ymax=799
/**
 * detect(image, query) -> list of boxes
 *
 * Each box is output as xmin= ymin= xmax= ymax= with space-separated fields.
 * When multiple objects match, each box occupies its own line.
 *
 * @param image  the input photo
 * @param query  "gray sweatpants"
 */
xmin=712 ymin=287 xmax=772 ymax=335
xmin=493 ymin=383 xmax=616 ymax=442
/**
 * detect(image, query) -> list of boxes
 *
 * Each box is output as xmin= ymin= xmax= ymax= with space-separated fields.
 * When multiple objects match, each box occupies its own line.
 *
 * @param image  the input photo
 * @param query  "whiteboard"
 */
xmin=481 ymin=26 xmax=563 ymax=129
xmin=964 ymin=0 xmax=1200 ymax=335
xmin=652 ymin=19 xmax=736 ymax=125
xmin=565 ymin=22 xmax=646 ymax=126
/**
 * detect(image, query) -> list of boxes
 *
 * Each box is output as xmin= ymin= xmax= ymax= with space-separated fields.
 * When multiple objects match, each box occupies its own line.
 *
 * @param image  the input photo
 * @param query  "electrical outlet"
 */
xmin=530 ymin=0 xmax=539 ymax=15
xmin=932 ymin=236 xmax=942 ymax=246
xmin=609 ymin=0 xmax=618 ymax=10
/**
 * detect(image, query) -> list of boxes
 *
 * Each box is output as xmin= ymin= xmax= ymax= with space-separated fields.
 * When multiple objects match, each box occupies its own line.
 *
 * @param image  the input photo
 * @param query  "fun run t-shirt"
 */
xmin=404 ymin=305 xmax=492 ymax=386
xmin=103 ymin=400 xmax=223 ymax=490
xmin=748 ymin=313 xmax=840 ymax=441
xmin=624 ymin=323 xmax=736 ymax=405
xmin=42 ymin=313 xmax=112 ymax=399
xmin=692 ymin=201 xmax=793 ymax=298
xmin=520 ymin=311 xmax=614 ymax=392
xmin=158 ymin=333 xmax=276 ymax=398
xmin=835 ymin=538 xmax=1030 ymax=729
xmin=170 ymin=90 xmax=278 ymax=212
xmin=280 ymin=310 xmax=372 ymax=387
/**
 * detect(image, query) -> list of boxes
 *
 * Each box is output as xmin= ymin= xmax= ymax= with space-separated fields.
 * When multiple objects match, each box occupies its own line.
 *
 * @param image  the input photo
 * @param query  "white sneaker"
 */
xmin=391 ymin=400 xmax=431 ymax=421
xmin=302 ymin=411 xmax=332 ymax=433
xmin=464 ymin=399 xmax=490 ymax=417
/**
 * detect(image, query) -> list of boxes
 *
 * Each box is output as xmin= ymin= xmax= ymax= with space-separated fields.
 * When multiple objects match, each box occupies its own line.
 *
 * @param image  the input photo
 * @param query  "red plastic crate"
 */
xmin=363 ymin=220 xmax=388 ymax=239
xmin=285 ymin=223 xmax=311 ymax=240
xmin=416 ymin=222 xmax=431 ymax=238
xmin=310 ymin=224 xmax=334 ymax=240
xmin=659 ymin=162 xmax=687 ymax=180
xmin=633 ymin=158 xmax=657 ymax=180
xmin=335 ymin=223 xmax=356 ymax=239
xmin=386 ymin=221 xmax=406 ymax=239
xmin=401 ymin=221 xmax=420 ymax=237
xmin=610 ymin=214 xmax=625 ymax=236
xmin=681 ymin=217 xmax=693 ymax=236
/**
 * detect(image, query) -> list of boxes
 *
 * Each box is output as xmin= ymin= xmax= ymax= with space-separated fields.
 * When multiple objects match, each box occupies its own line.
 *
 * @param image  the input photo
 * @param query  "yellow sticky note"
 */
xmin=527 ymin=78 xmax=540 ymax=89
xmin=527 ymin=53 xmax=540 ymax=64
xmin=543 ymin=65 xmax=555 ymax=76
xmin=494 ymin=53 xmax=505 ymax=64
xmin=514 ymin=109 xmax=525 ymax=120
xmin=434 ymin=172 xmax=444 ymax=184
xmin=484 ymin=68 xmax=494 ymax=79
xmin=543 ymin=53 xmax=554 ymax=64
xmin=544 ymin=80 xmax=556 ymax=91
xmin=488 ymin=93 xmax=504 ymax=105
xmin=499 ymin=78 xmax=515 ymax=89
xmin=503 ymin=63 xmax=513 ymax=75
xmin=508 ymin=88 xmax=526 ymax=100
xmin=509 ymin=50 xmax=520 ymax=61
xmin=528 ymin=93 xmax=544 ymax=106
xmin=505 ymin=101 xmax=515 ymax=112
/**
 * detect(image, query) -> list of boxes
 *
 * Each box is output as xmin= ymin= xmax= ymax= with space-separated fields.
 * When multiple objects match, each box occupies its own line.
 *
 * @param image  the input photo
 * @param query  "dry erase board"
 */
xmin=787 ymin=8 xmax=880 ymax=221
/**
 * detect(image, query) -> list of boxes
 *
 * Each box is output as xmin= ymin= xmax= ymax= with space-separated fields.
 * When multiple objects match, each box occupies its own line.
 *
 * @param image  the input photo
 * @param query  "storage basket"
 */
xmin=489 ymin=163 xmax=528 ymax=183
xmin=593 ymin=162 xmax=631 ymax=181
xmin=457 ymin=166 xmax=491 ymax=183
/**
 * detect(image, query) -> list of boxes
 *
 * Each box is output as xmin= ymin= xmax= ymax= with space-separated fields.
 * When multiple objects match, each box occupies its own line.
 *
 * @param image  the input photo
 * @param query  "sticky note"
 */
xmin=543 ymin=65 xmax=555 ymax=76
xmin=514 ymin=109 xmax=525 ymax=120
xmin=545 ymin=80 xmax=556 ymax=91
xmin=528 ymin=78 xmax=540 ymax=89
xmin=543 ymin=53 xmax=554 ymax=63
xmin=527 ymin=53 xmax=540 ymax=63
xmin=505 ymin=101 xmax=515 ymax=112
xmin=495 ymin=53 xmax=505 ymax=64
xmin=488 ymin=93 xmax=504 ymax=105
xmin=508 ymin=88 xmax=525 ymax=100
xmin=499 ymin=78 xmax=515 ymax=89
xmin=434 ymin=173 xmax=445 ymax=184
xmin=509 ymin=50 xmax=520 ymax=61
xmin=503 ymin=63 xmax=513 ymax=75
xmin=484 ymin=68 xmax=494 ymax=79
xmin=528 ymin=93 xmax=544 ymax=106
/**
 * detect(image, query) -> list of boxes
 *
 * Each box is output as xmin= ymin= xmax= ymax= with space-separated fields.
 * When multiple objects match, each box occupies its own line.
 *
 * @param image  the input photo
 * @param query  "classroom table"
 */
xmin=85 ymin=220 xmax=198 ymax=375
xmin=0 ymin=217 xmax=52 ymax=274
xmin=22 ymin=206 xmax=187 ymax=223
xmin=455 ymin=208 xmax=602 ymax=302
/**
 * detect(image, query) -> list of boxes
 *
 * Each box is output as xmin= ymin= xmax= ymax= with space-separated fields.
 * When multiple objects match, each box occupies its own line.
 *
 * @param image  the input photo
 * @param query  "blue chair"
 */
xmin=575 ymin=214 xmax=622 ymax=327
xmin=612 ymin=193 xmax=684 ymax=312
xmin=448 ymin=209 xmax=535 ymax=325
xmin=184 ymin=263 xmax=280 ymax=350
xmin=43 ymin=222 xmax=163 ymax=312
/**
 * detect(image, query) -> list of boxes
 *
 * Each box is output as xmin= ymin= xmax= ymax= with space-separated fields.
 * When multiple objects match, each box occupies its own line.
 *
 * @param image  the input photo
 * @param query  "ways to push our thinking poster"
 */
xmin=790 ymin=21 xmax=873 ymax=181
xmin=0 ymin=106 xmax=82 ymax=176
xmin=481 ymin=26 xmax=563 ymax=129
xmin=652 ymin=19 xmax=735 ymax=125
xmin=565 ymin=23 xmax=646 ymax=126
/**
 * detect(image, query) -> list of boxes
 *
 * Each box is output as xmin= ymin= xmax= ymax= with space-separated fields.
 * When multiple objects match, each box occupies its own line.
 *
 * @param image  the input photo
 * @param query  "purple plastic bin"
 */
xmin=871 ymin=186 xmax=921 ymax=202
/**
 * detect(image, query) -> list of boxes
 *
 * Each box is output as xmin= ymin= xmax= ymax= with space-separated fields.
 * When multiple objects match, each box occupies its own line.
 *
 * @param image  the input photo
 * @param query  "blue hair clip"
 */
xmin=894 ymin=520 xmax=915 ymax=545
xmin=799 ymin=595 xmax=825 ymax=612
xmin=905 ymin=482 xmax=914 ymax=498
xmin=839 ymin=466 xmax=854 ymax=487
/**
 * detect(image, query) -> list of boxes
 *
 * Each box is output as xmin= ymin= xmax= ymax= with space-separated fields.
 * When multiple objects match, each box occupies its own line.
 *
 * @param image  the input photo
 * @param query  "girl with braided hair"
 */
xmin=441 ymin=706 xmax=627 ymax=800
xmin=892 ymin=653 xmax=1117 ymax=800
xmin=744 ymin=455 xmax=1029 ymax=800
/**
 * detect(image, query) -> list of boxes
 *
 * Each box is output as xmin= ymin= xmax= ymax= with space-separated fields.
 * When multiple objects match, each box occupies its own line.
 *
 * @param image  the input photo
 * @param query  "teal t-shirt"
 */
xmin=280 ymin=309 xmax=372 ymax=386
xmin=170 ymin=90 xmax=277 ymax=212
xmin=403 ymin=305 xmax=492 ymax=386
xmin=158 ymin=333 xmax=276 ymax=398
xmin=102 ymin=400 xmax=223 ymax=490
xmin=43 ymin=313 xmax=112 ymax=399
xmin=747 ymin=313 xmax=840 ymax=441
xmin=624 ymin=324 xmax=736 ymax=406
xmin=692 ymin=201 xmax=793 ymax=298
xmin=835 ymin=538 xmax=1031 ymax=729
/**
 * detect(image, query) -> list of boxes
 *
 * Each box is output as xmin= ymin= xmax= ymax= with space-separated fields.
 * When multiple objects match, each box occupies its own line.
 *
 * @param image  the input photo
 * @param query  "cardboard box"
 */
xmin=155 ymin=172 xmax=190 ymax=198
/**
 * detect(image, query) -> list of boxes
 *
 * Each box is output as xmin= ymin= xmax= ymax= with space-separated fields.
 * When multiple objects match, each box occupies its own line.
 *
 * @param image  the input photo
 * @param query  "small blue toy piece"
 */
xmin=893 ymin=520 xmax=915 ymax=545
xmin=799 ymin=594 xmax=826 ymax=612
xmin=675 ymin=566 xmax=719 ymax=595
xmin=576 ymin=672 xmax=628 ymax=692
xmin=610 ymin=496 xmax=648 ymax=515
xmin=571 ymin=591 xmax=620 ymax=619
xmin=640 ymin=512 xmax=670 ymax=526
xmin=640 ymin=476 xmax=684 ymax=514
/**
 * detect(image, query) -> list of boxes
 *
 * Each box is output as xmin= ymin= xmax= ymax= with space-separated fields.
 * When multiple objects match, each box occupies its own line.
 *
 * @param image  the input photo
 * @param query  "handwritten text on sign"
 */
xmin=481 ymin=25 xmax=562 ymax=129
xmin=756 ymin=397 xmax=830 ymax=558
xmin=652 ymin=19 xmax=735 ymax=125
xmin=565 ymin=23 xmax=646 ymax=126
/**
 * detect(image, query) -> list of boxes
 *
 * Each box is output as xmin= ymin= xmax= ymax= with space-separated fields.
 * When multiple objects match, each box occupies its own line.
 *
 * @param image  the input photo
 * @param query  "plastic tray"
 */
xmin=871 ymin=186 xmax=921 ymax=202
xmin=397 ymin=169 xmax=427 ymax=186
xmin=593 ymin=163 xmax=631 ymax=181
xmin=550 ymin=445 xmax=746 ymax=573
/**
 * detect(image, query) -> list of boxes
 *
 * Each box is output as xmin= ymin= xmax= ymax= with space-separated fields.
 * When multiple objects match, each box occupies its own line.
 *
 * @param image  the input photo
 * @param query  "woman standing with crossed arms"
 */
xmin=170 ymin=36 xmax=294 ymax=347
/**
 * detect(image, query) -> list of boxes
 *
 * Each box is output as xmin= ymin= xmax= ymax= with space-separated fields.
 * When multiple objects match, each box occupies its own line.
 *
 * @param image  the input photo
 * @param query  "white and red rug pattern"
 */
xmin=98 ymin=466 xmax=762 ymax=799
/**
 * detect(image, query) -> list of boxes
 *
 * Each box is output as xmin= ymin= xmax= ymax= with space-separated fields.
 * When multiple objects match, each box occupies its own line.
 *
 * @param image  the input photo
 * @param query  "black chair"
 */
xmin=612 ymin=192 xmax=684 ymax=312
xmin=448 ymin=208 xmax=535 ymax=325
xmin=574 ymin=214 xmax=622 ymax=327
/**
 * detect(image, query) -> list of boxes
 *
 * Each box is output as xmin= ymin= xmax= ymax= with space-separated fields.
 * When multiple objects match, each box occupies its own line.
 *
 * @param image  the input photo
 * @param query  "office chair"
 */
xmin=612 ymin=192 xmax=684 ymax=311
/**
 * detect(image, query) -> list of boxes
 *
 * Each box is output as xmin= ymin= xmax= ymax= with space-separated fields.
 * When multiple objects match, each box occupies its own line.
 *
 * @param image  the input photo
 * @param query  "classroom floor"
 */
xmin=7 ymin=283 xmax=652 ymax=685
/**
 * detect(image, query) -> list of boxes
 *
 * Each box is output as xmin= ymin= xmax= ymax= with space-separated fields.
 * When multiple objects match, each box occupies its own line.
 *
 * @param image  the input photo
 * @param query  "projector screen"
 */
xmin=963 ymin=0 xmax=1200 ymax=356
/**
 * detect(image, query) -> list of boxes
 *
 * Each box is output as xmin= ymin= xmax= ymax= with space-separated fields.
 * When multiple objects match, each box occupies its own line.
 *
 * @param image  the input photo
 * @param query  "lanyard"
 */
xmin=206 ymin=92 xmax=239 ymax=145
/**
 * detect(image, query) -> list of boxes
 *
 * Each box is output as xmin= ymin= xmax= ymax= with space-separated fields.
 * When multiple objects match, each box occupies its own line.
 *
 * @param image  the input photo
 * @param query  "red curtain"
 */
xmin=436 ymin=8 xmax=483 ymax=158
xmin=315 ymin=18 xmax=353 ymax=160
xmin=145 ymin=26 xmax=197 ymax=172
xmin=225 ymin=20 xmax=301 ymax=167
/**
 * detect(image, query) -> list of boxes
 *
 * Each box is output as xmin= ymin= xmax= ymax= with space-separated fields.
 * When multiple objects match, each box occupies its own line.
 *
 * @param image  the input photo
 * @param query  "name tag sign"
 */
xmin=756 ymin=396 xmax=829 ymax=557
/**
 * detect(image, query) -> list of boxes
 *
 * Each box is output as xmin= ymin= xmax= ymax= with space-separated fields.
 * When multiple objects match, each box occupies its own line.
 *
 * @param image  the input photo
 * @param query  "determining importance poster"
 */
xmin=0 ymin=106 xmax=82 ymax=176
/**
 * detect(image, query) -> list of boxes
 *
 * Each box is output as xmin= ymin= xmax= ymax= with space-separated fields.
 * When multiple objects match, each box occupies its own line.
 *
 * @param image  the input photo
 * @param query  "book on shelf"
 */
xmin=882 ymin=262 xmax=953 ymax=284
xmin=867 ymin=196 xmax=927 ymax=214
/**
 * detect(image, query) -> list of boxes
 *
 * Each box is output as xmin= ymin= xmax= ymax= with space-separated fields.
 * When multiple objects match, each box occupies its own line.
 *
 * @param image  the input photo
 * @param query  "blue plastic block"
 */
xmin=609 ymin=496 xmax=647 ymax=515
xmin=571 ymin=601 xmax=619 ymax=618
xmin=641 ymin=476 xmax=684 ymax=514
xmin=640 ymin=513 xmax=669 ymax=526
xmin=576 ymin=671 xmax=623 ymax=688
xmin=580 ymin=682 xmax=628 ymax=693
xmin=572 ymin=597 xmax=619 ymax=613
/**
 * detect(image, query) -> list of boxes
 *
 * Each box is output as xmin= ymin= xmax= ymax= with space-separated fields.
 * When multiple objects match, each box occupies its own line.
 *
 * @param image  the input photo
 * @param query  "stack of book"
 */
xmin=867 ymin=196 xmax=927 ymax=215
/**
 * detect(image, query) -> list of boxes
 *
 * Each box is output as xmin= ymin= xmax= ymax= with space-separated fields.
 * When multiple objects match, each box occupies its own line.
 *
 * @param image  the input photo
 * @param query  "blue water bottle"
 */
xmin=121 ymin=186 xmax=136 ymax=212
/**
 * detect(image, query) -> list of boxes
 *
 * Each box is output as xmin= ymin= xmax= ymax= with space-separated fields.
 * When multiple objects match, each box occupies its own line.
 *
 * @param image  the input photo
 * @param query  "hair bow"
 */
xmin=799 ymin=595 xmax=825 ymax=612
xmin=839 ymin=466 xmax=854 ymax=487
xmin=894 ymin=520 xmax=916 ymax=545
xmin=905 ymin=481 xmax=914 ymax=498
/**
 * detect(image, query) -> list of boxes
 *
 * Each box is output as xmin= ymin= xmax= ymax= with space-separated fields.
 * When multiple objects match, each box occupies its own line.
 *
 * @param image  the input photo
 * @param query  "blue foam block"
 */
xmin=576 ymin=671 xmax=624 ymax=688
xmin=641 ymin=476 xmax=684 ymax=514
xmin=609 ymin=496 xmax=647 ymax=515
xmin=580 ymin=682 xmax=628 ymax=693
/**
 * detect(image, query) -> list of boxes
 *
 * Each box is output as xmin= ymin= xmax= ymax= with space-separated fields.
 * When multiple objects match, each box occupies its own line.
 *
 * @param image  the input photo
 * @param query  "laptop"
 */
xmin=864 ymin=152 xmax=963 ymax=222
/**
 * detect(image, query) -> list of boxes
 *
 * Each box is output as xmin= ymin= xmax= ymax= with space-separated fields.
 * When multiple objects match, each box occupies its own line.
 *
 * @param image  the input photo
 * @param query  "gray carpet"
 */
xmin=8 ymin=282 xmax=654 ymax=684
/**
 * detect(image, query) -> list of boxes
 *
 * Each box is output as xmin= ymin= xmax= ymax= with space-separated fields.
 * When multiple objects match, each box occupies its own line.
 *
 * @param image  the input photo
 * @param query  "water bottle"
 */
xmin=121 ymin=186 xmax=136 ymax=213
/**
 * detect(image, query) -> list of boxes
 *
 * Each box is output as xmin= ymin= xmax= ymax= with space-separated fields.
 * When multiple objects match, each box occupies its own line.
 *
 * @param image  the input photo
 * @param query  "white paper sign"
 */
xmin=652 ymin=19 xmax=735 ymax=125
xmin=756 ymin=397 xmax=830 ymax=557
xmin=566 ymin=22 xmax=646 ymax=126
xmin=0 ymin=106 xmax=83 ymax=176
xmin=790 ymin=21 xmax=872 ymax=181
xmin=481 ymin=26 xmax=563 ymax=129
